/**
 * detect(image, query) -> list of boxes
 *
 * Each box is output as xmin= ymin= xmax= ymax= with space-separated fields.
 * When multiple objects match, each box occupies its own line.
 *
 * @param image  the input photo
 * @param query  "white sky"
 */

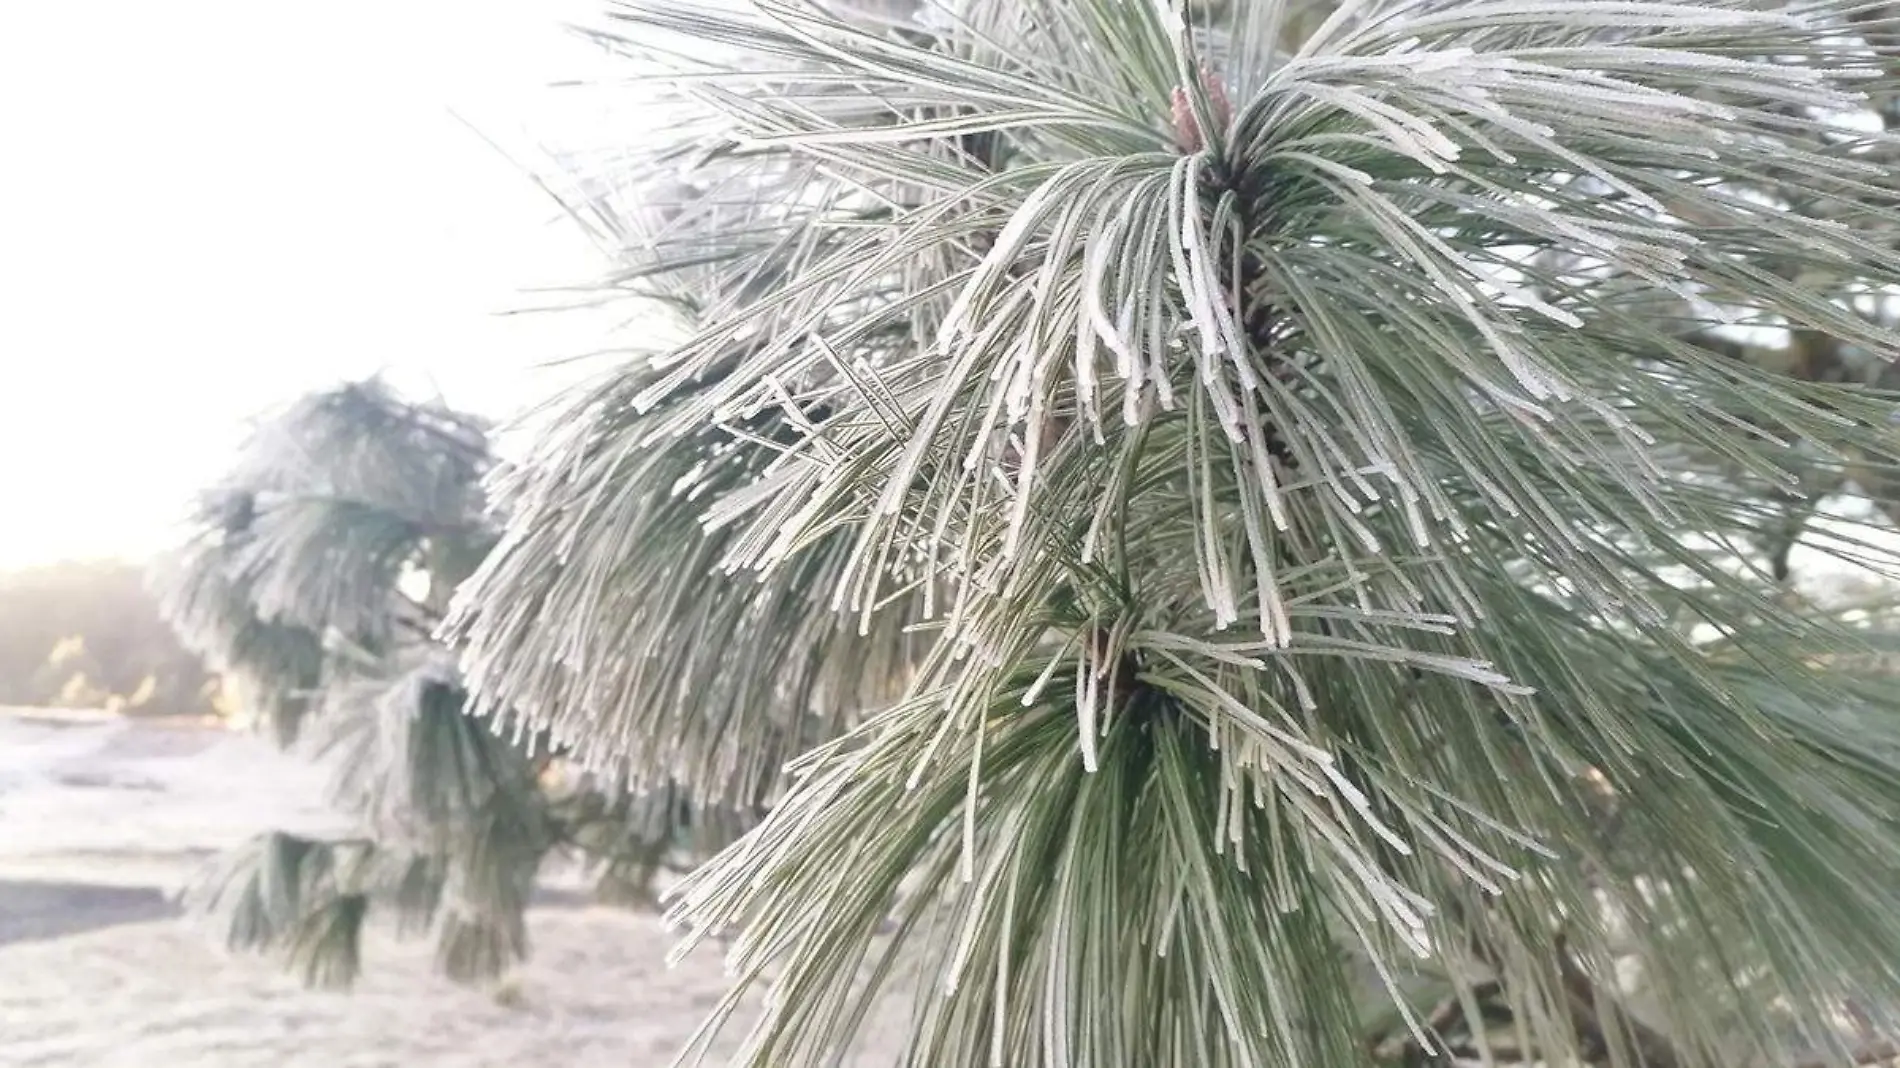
xmin=0 ymin=0 xmax=630 ymax=568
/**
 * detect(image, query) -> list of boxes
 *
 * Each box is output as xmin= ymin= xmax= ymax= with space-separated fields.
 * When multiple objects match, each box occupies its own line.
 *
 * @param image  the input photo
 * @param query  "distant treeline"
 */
xmin=0 ymin=559 xmax=220 ymax=716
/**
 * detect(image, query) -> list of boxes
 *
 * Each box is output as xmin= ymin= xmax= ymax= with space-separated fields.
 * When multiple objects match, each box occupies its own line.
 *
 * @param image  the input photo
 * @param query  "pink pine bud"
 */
xmin=1171 ymin=65 xmax=1233 ymax=153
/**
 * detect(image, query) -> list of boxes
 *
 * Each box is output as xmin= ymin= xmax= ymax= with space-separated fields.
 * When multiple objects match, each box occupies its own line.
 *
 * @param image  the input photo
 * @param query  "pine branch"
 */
xmin=456 ymin=1 xmax=1900 ymax=1063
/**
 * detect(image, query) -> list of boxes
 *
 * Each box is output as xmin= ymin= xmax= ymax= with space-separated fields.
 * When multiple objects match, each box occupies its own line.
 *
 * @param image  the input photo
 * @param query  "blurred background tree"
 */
xmin=151 ymin=379 xmax=748 ymax=988
xmin=0 ymin=559 xmax=219 ymax=716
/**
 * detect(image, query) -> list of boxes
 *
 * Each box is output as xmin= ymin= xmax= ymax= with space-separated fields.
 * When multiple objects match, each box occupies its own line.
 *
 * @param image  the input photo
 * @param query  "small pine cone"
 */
xmin=1171 ymin=64 xmax=1233 ymax=153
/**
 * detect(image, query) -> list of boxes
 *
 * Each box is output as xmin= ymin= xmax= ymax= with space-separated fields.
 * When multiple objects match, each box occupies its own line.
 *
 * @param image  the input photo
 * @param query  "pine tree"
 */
xmin=153 ymin=380 xmax=740 ymax=987
xmin=439 ymin=0 xmax=1900 ymax=1063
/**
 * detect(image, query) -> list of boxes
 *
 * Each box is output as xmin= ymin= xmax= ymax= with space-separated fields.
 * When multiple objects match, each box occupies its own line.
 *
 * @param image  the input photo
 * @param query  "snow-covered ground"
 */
xmin=0 ymin=708 xmax=344 ymax=888
xmin=0 ymin=710 xmax=905 ymax=1067
xmin=0 ymin=905 xmax=785 ymax=1067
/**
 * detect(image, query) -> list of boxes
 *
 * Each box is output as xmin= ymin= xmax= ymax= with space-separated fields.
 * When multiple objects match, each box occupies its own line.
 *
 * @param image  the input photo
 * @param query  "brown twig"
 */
xmin=1370 ymin=981 xmax=1505 ymax=1064
xmin=1790 ymin=1040 xmax=1900 ymax=1068
xmin=1553 ymin=934 xmax=1687 ymax=1068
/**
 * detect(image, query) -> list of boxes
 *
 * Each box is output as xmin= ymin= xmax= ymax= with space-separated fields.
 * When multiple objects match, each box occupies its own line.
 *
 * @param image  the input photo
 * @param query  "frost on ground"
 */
xmin=0 ymin=708 xmax=344 ymax=889
xmin=0 ymin=904 xmax=844 ymax=1068
xmin=0 ymin=905 xmax=912 ymax=1068
xmin=0 ymin=711 xmax=907 ymax=1067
